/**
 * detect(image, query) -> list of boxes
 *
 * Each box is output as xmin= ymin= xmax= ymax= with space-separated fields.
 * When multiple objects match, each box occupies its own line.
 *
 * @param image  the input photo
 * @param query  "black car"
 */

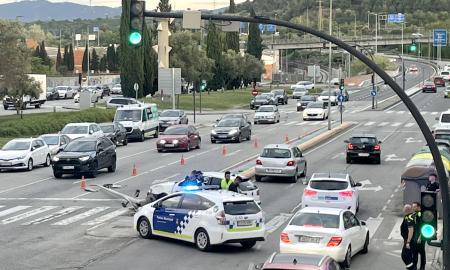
xmin=46 ymin=88 xmax=59 ymax=100
xmin=345 ymin=134 xmax=381 ymax=164
xmin=271 ymin=89 xmax=288 ymax=105
xmin=250 ymin=95 xmax=274 ymax=109
xmin=211 ymin=118 xmax=252 ymax=143
xmin=100 ymin=122 xmax=128 ymax=146
xmin=297 ymin=95 xmax=317 ymax=111
xmin=159 ymin=109 xmax=188 ymax=131
xmin=52 ymin=137 xmax=117 ymax=178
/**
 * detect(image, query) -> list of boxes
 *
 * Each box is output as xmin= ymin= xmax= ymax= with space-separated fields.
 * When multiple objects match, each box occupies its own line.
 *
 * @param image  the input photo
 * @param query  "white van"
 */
xmin=114 ymin=104 xmax=159 ymax=142
xmin=436 ymin=111 xmax=450 ymax=126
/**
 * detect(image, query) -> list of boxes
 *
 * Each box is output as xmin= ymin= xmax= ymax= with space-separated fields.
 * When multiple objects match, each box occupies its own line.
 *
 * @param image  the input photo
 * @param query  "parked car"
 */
xmin=99 ymin=122 xmax=128 ymax=146
xmin=46 ymin=87 xmax=59 ymax=100
xmin=345 ymin=134 xmax=382 ymax=164
xmin=74 ymin=88 xmax=101 ymax=103
xmin=422 ymin=81 xmax=437 ymax=93
xmin=292 ymin=87 xmax=308 ymax=99
xmin=159 ymin=109 xmax=188 ymax=131
xmin=52 ymin=137 xmax=116 ymax=178
xmin=106 ymin=97 xmax=141 ymax=108
xmin=39 ymin=134 xmax=71 ymax=157
xmin=291 ymin=81 xmax=315 ymax=90
xmin=297 ymin=95 xmax=317 ymax=111
xmin=60 ymin=123 xmax=104 ymax=140
xmin=271 ymin=89 xmax=288 ymax=105
xmin=97 ymin=85 xmax=111 ymax=97
xmin=156 ymin=125 xmax=200 ymax=152
xmin=434 ymin=76 xmax=446 ymax=87
xmin=254 ymin=105 xmax=280 ymax=124
xmin=255 ymin=144 xmax=307 ymax=183
xmin=111 ymin=84 xmax=122 ymax=94
xmin=0 ymin=138 xmax=51 ymax=171
xmin=303 ymin=101 xmax=329 ymax=121
xmin=258 ymin=253 xmax=342 ymax=270
xmin=317 ymin=90 xmax=338 ymax=105
xmin=211 ymin=118 xmax=251 ymax=143
xmin=54 ymin=86 xmax=76 ymax=99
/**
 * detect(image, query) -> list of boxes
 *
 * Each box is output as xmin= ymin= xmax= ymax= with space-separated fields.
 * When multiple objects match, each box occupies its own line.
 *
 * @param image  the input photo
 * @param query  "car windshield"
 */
xmin=109 ymin=99 xmax=129 ymax=105
xmin=41 ymin=135 xmax=59 ymax=145
xmin=301 ymin=96 xmax=316 ymax=101
xmin=320 ymin=90 xmax=337 ymax=96
xmin=436 ymin=133 xmax=450 ymax=141
xmin=55 ymin=86 xmax=68 ymax=90
xmin=238 ymin=181 xmax=257 ymax=191
xmin=350 ymin=137 xmax=377 ymax=144
xmin=222 ymin=114 xmax=242 ymax=120
xmin=223 ymin=201 xmax=260 ymax=215
xmin=297 ymin=82 xmax=311 ymax=86
xmin=164 ymin=126 xmax=188 ymax=135
xmin=100 ymin=125 xmax=115 ymax=133
xmin=115 ymin=110 xmax=141 ymax=122
xmin=442 ymin=72 xmax=449 ymax=75
xmin=261 ymin=93 xmax=273 ymax=98
xmin=64 ymin=141 xmax=96 ymax=152
xmin=255 ymin=96 xmax=268 ymax=100
xmin=425 ymin=82 xmax=434 ymax=85
xmin=310 ymin=180 xmax=349 ymax=190
xmin=2 ymin=141 xmax=30 ymax=151
xmin=307 ymin=102 xmax=324 ymax=109
xmin=272 ymin=90 xmax=283 ymax=95
xmin=257 ymin=107 xmax=274 ymax=112
xmin=261 ymin=148 xmax=291 ymax=158
xmin=290 ymin=213 xmax=340 ymax=228
xmin=61 ymin=125 xmax=88 ymax=135
xmin=161 ymin=110 xmax=180 ymax=117
xmin=442 ymin=114 xmax=450 ymax=123
xmin=217 ymin=119 xmax=240 ymax=127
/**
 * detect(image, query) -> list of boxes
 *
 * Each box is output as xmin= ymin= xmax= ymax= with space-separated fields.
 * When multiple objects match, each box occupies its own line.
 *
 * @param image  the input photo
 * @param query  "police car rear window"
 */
xmin=310 ymin=180 xmax=349 ymax=191
xmin=223 ymin=201 xmax=260 ymax=215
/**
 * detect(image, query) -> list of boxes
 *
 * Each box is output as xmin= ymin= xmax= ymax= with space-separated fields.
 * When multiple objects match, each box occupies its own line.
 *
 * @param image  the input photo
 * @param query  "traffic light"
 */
xmin=409 ymin=39 xmax=418 ymax=53
xmin=339 ymin=79 xmax=345 ymax=92
xmin=129 ymin=0 xmax=145 ymax=46
xmin=420 ymin=191 xmax=437 ymax=240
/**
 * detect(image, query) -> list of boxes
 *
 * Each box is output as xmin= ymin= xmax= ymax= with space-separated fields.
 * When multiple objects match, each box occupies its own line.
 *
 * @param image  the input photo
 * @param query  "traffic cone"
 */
xmin=180 ymin=155 xmax=185 ymax=165
xmin=284 ymin=134 xmax=289 ymax=143
xmin=222 ymin=145 xmax=227 ymax=156
xmin=253 ymin=138 xmax=259 ymax=149
xmin=80 ymin=176 xmax=86 ymax=191
xmin=132 ymin=164 xmax=137 ymax=176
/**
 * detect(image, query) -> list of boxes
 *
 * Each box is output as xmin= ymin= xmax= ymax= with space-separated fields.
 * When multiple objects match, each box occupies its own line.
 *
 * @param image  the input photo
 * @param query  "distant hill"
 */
xmin=0 ymin=0 xmax=121 ymax=22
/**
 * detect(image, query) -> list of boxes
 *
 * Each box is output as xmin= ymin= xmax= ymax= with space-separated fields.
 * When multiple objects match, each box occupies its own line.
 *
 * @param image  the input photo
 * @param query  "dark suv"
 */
xmin=271 ymin=89 xmax=288 ymax=105
xmin=52 ymin=137 xmax=117 ymax=178
xmin=344 ymin=134 xmax=381 ymax=164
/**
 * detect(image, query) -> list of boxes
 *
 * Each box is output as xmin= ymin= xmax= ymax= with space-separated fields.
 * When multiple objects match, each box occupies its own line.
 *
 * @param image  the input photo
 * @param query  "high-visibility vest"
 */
xmin=221 ymin=178 xmax=234 ymax=189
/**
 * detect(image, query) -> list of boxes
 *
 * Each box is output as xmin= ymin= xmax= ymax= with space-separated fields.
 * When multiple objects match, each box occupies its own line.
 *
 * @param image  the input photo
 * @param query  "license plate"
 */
xmin=218 ymin=135 xmax=227 ymax=138
xmin=62 ymin=166 xmax=74 ymax=170
xmin=0 ymin=162 xmax=11 ymax=166
xmin=266 ymin=169 xmax=282 ymax=173
xmin=297 ymin=235 xmax=321 ymax=243
xmin=358 ymin=153 xmax=370 ymax=157
xmin=324 ymin=196 xmax=338 ymax=200
xmin=165 ymin=144 xmax=175 ymax=147
xmin=237 ymin=220 xmax=253 ymax=227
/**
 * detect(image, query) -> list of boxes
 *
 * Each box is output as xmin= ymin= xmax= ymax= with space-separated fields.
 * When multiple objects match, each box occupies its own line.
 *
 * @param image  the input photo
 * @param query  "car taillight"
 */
xmin=256 ymin=189 xmax=260 ymax=196
xmin=327 ymin=236 xmax=343 ymax=247
xmin=303 ymin=189 xmax=317 ymax=196
xmin=339 ymin=191 xmax=353 ymax=197
xmin=373 ymin=144 xmax=381 ymax=151
xmin=256 ymin=159 xmax=262 ymax=165
xmin=286 ymin=160 xmax=295 ymax=166
xmin=347 ymin=143 xmax=354 ymax=150
xmin=215 ymin=210 xmax=227 ymax=225
xmin=280 ymin=232 xmax=291 ymax=243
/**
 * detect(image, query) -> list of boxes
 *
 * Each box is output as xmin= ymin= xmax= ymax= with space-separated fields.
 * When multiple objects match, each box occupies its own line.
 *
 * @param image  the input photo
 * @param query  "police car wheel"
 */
xmin=240 ymin=240 xmax=256 ymax=249
xmin=361 ymin=233 xmax=369 ymax=254
xmin=342 ymin=246 xmax=351 ymax=268
xmin=138 ymin=217 xmax=153 ymax=239
xmin=195 ymin=229 xmax=211 ymax=251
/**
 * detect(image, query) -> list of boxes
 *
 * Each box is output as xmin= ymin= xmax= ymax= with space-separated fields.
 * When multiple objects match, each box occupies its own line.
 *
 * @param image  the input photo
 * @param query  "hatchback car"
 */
xmin=434 ymin=76 xmax=446 ymax=87
xmin=54 ymin=86 xmax=76 ymax=99
xmin=159 ymin=109 xmax=188 ymax=131
xmin=292 ymin=87 xmax=308 ymax=99
xmin=302 ymin=173 xmax=361 ymax=213
xmin=254 ymin=105 xmax=280 ymax=124
xmin=422 ymin=81 xmax=437 ymax=93
xmin=297 ymin=95 xmax=317 ymax=111
xmin=99 ymin=122 xmax=128 ymax=146
xmin=39 ymin=134 xmax=71 ymax=157
xmin=345 ymin=134 xmax=381 ymax=164
xmin=52 ymin=137 xmax=117 ymax=178
xmin=317 ymin=90 xmax=338 ymax=106
xmin=291 ymin=81 xmax=315 ymax=90
xmin=111 ymin=84 xmax=122 ymax=94
xmin=279 ymin=207 xmax=369 ymax=268
xmin=258 ymin=253 xmax=342 ymax=270
xmin=156 ymin=125 xmax=200 ymax=152
xmin=61 ymin=123 xmax=104 ymax=140
xmin=211 ymin=118 xmax=251 ymax=143
xmin=215 ymin=113 xmax=251 ymax=126
xmin=271 ymin=89 xmax=288 ymax=105
xmin=46 ymin=88 xmax=59 ymax=100
xmin=303 ymin=102 xmax=328 ymax=121
xmin=441 ymin=71 xmax=450 ymax=81
xmin=0 ymin=138 xmax=51 ymax=171
xmin=250 ymin=95 xmax=274 ymax=109
xmin=255 ymin=144 xmax=307 ymax=183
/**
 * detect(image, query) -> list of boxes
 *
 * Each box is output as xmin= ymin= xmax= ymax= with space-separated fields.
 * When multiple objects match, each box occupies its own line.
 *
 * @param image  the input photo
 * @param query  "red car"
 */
xmin=434 ymin=76 xmax=446 ymax=87
xmin=422 ymin=81 xmax=437 ymax=93
xmin=156 ymin=125 xmax=201 ymax=152
xmin=257 ymin=253 xmax=342 ymax=270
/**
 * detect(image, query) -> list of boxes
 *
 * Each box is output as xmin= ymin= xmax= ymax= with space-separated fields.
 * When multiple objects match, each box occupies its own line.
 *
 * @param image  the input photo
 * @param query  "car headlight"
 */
xmin=211 ymin=130 xmax=217 ymax=135
xmin=297 ymin=102 xmax=301 ymax=106
xmin=159 ymin=139 xmax=166 ymax=144
xmin=16 ymin=155 xmax=26 ymax=160
xmin=169 ymin=121 xmax=177 ymax=124
xmin=229 ymin=129 xmax=239 ymax=135
xmin=79 ymin=156 xmax=90 ymax=162
xmin=52 ymin=156 xmax=59 ymax=162
xmin=173 ymin=139 xmax=179 ymax=144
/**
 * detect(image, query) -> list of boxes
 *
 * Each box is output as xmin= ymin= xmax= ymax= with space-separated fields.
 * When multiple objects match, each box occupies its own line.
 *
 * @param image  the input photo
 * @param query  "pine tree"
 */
xmin=68 ymin=43 xmax=74 ymax=71
xmin=225 ymin=0 xmax=240 ymax=53
xmin=157 ymin=0 xmax=171 ymax=11
xmin=247 ymin=9 xmax=263 ymax=60
xmin=56 ymin=45 xmax=62 ymax=72
xmin=90 ymin=48 xmax=99 ymax=72
xmin=206 ymin=23 xmax=224 ymax=90
xmin=82 ymin=43 xmax=88 ymax=73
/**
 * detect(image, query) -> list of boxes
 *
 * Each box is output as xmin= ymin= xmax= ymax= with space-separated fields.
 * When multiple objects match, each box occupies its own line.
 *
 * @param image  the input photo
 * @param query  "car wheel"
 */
xmin=123 ymin=137 xmax=128 ymax=146
xmin=254 ymin=121 xmax=257 ymax=125
xmin=346 ymin=155 xmax=352 ymax=164
xmin=291 ymin=170 xmax=298 ymax=183
xmin=153 ymin=128 xmax=159 ymax=138
xmin=53 ymin=170 xmax=62 ymax=178
xmin=342 ymin=246 xmax=352 ymax=268
xmin=108 ymin=158 xmax=116 ymax=172
xmin=301 ymin=163 xmax=307 ymax=177
xmin=196 ymin=139 xmax=201 ymax=149
xmin=361 ymin=234 xmax=369 ymax=254
xmin=356 ymin=200 xmax=360 ymax=213
xmin=247 ymin=132 xmax=251 ymax=141
xmin=186 ymin=141 xmax=191 ymax=152
xmin=375 ymin=155 xmax=381 ymax=164
xmin=211 ymin=139 xmax=216 ymax=144
xmin=240 ymin=240 xmax=256 ymax=249
xmin=138 ymin=217 xmax=153 ymax=239
xmin=3 ymin=106 xmax=7 ymax=110
xmin=44 ymin=155 xmax=51 ymax=167
xmin=139 ymin=131 xmax=145 ymax=142
xmin=90 ymin=161 xmax=98 ymax=178
xmin=236 ymin=134 xmax=242 ymax=143
xmin=27 ymin=158 xmax=33 ymax=171
xmin=195 ymin=229 xmax=211 ymax=252
xmin=255 ymin=175 xmax=262 ymax=182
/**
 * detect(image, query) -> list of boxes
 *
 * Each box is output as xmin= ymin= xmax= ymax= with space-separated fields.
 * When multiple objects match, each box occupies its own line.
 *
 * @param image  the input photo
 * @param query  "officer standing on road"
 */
xmin=228 ymin=176 xmax=242 ymax=193
xmin=412 ymin=202 xmax=426 ymax=270
xmin=426 ymin=173 xmax=440 ymax=192
xmin=401 ymin=204 xmax=417 ymax=270
xmin=220 ymin=171 xmax=234 ymax=190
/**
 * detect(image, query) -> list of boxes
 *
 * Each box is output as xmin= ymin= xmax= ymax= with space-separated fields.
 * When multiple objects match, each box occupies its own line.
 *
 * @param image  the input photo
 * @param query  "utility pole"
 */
xmin=327 ymin=0 xmax=333 ymax=130
xmin=87 ymin=26 xmax=90 ymax=86
xmin=318 ymin=0 xmax=323 ymax=32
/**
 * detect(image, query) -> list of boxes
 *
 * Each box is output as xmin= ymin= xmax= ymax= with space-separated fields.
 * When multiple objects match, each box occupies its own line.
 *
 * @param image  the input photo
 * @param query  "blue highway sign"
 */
xmin=433 ymin=29 xmax=447 ymax=47
xmin=337 ymin=95 xmax=345 ymax=102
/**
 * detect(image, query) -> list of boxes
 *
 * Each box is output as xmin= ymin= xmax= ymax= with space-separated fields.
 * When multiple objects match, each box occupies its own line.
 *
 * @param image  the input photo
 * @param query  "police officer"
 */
xmin=412 ymin=202 xmax=426 ymax=270
xmin=220 ymin=171 xmax=234 ymax=190
xmin=426 ymin=173 xmax=440 ymax=192
xmin=228 ymin=176 xmax=242 ymax=193
xmin=401 ymin=204 xmax=417 ymax=270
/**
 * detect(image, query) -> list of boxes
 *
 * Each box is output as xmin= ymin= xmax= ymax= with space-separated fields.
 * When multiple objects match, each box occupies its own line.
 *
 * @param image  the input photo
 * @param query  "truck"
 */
xmin=2 ymin=74 xmax=47 ymax=110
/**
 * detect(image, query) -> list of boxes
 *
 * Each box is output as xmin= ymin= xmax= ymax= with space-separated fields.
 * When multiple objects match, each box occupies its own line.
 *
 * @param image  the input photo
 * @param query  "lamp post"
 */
xmin=368 ymin=12 xmax=379 ymax=54
xmin=327 ymin=0 xmax=333 ymax=130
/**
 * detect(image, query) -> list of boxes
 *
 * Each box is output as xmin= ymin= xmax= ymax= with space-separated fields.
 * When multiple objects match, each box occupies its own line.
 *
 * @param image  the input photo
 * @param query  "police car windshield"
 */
xmin=261 ymin=148 xmax=291 ymax=158
xmin=436 ymin=134 xmax=450 ymax=141
xmin=238 ymin=181 xmax=257 ymax=191
xmin=310 ymin=180 xmax=349 ymax=191
xmin=223 ymin=201 xmax=260 ymax=215
xmin=290 ymin=213 xmax=339 ymax=228
xmin=115 ymin=110 xmax=141 ymax=122
xmin=217 ymin=119 xmax=240 ymax=127
xmin=441 ymin=114 xmax=450 ymax=123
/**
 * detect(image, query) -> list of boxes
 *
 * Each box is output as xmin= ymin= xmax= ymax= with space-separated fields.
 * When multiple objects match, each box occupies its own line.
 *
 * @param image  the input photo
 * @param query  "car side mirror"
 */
xmin=354 ymin=182 xmax=362 ymax=187
xmin=97 ymin=148 xmax=103 ymax=154
xmin=216 ymin=119 xmax=220 ymax=122
xmin=212 ymin=124 xmax=217 ymax=128
xmin=31 ymin=146 xmax=36 ymax=151
xmin=89 ymin=130 xmax=94 ymax=134
xmin=344 ymin=140 xmax=350 ymax=143
xmin=360 ymin=220 xmax=367 ymax=226
xmin=378 ymin=140 xmax=382 ymax=144
xmin=254 ymin=263 xmax=264 ymax=270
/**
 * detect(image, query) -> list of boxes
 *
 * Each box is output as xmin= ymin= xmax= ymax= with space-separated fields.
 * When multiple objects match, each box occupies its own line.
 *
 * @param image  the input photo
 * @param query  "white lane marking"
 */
xmin=386 ymin=111 xmax=394 ymax=114
xmin=150 ymin=165 xmax=166 ymax=172
xmin=22 ymin=206 xmax=83 ymax=225
xmin=0 ymin=197 xmax=121 ymax=202
xmin=366 ymin=216 xmax=384 ymax=239
xmin=364 ymin=121 xmax=376 ymax=126
xmin=82 ymin=209 xmax=129 ymax=226
xmin=308 ymin=121 xmax=322 ymax=126
xmin=161 ymin=153 xmax=171 ymax=157
xmin=404 ymin=123 xmax=415 ymax=128
xmin=151 ymin=173 xmax=181 ymax=184
xmin=53 ymin=207 xmax=110 ymax=226
xmin=388 ymin=217 xmax=404 ymax=241
xmin=0 ymin=206 xmax=4 ymax=209
xmin=1 ymin=206 xmax=58 ymax=224
xmin=0 ymin=206 xmax=31 ymax=218
xmin=295 ymin=122 xmax=308 ymax=126
xmin=265 ymin=213 xmax=292 ymax=235
xmin=284 ymin=121 xmax=298 ymax=126
xmin=227 ymin=150 xmax=242 ymax=157
xmin=431 ymin=112 xmax=438 ymax=115
xmin=0 ymin=177 xmax=53 ymax=194
xmin=378 ymin=122 xmax=389 ymax=126
xmin=391 ymin=122 xmax=402 ymax=127
xmin=421 ymin=111 xmax=429 ymax=115
xmin=118 ymin=147 xmax=157 ymax=160
xmin=397 ymin=111 xmax=405 ymax=114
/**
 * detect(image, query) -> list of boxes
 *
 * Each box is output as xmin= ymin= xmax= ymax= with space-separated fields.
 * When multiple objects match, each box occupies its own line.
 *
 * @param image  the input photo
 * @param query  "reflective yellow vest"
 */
xmin=220 ymin=178 xmax=234 ymax=189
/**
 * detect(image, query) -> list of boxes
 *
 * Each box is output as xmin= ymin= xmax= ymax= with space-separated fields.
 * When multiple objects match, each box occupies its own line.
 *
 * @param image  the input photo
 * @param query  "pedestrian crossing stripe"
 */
xmin=52 ymin=206 xmax=110 ymax=226
xmin=81 ymin=209 xmax=129 ymax=226
xmin=1 ymin=206 xmax=58 ymax=225
xmin=22 ymin=206 xmax=82 ymax=225
xmin=404 ymin=123 xmax=415 ymax=127
xmin=364 ymin=121 xmax=376 ymax=126
xmin=391 ymin=122 xmax=402 ymax=127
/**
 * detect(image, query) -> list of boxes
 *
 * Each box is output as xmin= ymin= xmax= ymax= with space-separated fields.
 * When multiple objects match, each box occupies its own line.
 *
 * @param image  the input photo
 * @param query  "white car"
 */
xmin=0 ymin=138 xmax=51 ymax=171
xmin=292 ymin=87 xmax=308 ymax=99
xmin=291 ymin=81 xmax=315 ymax=90
xmin=440 ymin=71 xmax=450 ymax=81
xmin=409 ymin=65 xmax=418 ymax=72
xmin=303 ymin=102 xmax=329 ymax=121
xmin=148 ymin=171 xmax=261 ymax=204
xmin=279 ymin=207 xmax=369 ymax=268
xmin=254 ymin=105 xmax=280 ymax=124
xmin=106 ymin=97 xmax=141 ymax=108
xmin=302 ymin=173 xmax=361 ymax=213
xmin=39 ymin=134 xmax=71 ymax=157
xmin=111 ymin=84 xmax=122 ymax=94
xmin=74 ymin=88 xmax=101 ymax=103
xmin=435 ymin=110 xmax=450 ymax=126
xmin=134 ymin=190 xmax=265 ymax=251
xmin=317 ymin=90 xmax=338 ymax=106
xmin=54 ymin=86 xmax=76 ymax=99
xmin=60 ymin=123 xmax=104 ymax=140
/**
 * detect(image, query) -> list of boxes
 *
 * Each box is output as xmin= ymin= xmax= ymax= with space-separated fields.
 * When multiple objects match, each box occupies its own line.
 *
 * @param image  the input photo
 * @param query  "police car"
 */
xmin=134 ymin=190 xmax=265 ymax=251
xmin=148 ymin=171 xmax=261 ymax=204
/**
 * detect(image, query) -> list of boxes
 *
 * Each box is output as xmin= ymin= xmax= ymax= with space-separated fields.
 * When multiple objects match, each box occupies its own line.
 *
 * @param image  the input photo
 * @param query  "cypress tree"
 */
xmin=68 ymin=43 xmax=74 ymax=71
xmin=33 ymin=46 xmax=40 ymax=57
xmin=247 ymin=9 xmax=263 ymax=60
xmin=82 ymin=43 xmax=88 ymax=73
xmin=62 ymin=45 xmax=69 ymax=68
xmin=143 ymin=24 xmax=156 ymax=97
xmin=56 ymin=45 xmax=62 ymax=72
xmin=157 ymin=0 xmax=171 ymax=11
xmin=90 ymin=48 xmax=99 ymax=72
xmin=107 ymin=45 xmax=115 ymax=71
xmin=99 ymin=56 xmax=107 ymax=72
xmin=225 ymin=0 xmax=240 ymax=53
xmin=39 ymin=41 xmax=51 ymax=67
xmin=206 ymin=22 xmax=224 ymax=90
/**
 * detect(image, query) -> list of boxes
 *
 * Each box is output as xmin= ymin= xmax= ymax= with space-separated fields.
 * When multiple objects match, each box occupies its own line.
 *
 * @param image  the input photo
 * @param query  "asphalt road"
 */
xmin=0 ymin=64 xmax=446 ymax=270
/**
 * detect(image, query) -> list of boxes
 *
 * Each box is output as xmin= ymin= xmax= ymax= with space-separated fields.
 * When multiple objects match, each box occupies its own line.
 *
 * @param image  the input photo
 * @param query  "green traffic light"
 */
xmin=410 ymin=44 xmax=417 ymax=52
xmin=129 ymin=31 xmax=142 ymax=45
xmin=421 ymin=224 xmax=436 ymax=239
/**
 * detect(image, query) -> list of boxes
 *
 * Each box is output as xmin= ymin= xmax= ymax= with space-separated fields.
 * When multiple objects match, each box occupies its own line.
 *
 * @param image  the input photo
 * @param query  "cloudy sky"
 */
xmin=0 ymin=0 xmax=247 ymax=9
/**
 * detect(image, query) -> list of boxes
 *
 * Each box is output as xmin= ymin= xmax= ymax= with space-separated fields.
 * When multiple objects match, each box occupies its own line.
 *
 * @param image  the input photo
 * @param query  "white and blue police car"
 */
xmin=134 ymin=189 xmax=265 ymax=251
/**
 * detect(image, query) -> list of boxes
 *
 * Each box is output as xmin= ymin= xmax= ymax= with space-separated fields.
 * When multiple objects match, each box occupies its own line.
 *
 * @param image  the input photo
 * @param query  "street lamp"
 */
xmin=327 ymin=0 xmax=333 ymax=130
xmin=368 ymin=11 xmax=378 ymax=54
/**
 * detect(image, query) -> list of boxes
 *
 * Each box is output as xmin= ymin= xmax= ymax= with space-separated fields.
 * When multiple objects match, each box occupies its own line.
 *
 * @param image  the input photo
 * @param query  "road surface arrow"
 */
xmin=385 ymin=154 xmax=407 ymax=162
xmin=405 ymin=137 xmax=423 ymax=143
xmin=357 ymin=179 xmax=383 ymax=192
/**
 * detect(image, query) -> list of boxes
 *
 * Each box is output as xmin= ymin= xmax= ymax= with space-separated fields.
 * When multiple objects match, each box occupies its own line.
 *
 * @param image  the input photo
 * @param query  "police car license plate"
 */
xmin=237 ymin=220 xmax=253 ymax=227
xmin=165 ymin=144 xmax=175 ymax=147
xmin=297 ymin=235 xmax=321 ymax=243
xmin=358 ymin=153 xmax=370 ymax=157
xmin=62 ymin=166 xmax=74 ymax=170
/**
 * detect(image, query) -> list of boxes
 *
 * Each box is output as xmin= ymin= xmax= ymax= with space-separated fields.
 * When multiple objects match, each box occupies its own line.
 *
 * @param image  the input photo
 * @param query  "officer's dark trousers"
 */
xmin=402 ymin=244 xmax=417 ymax=270
xmin=413 ymin=242 xmax=426 ymax=269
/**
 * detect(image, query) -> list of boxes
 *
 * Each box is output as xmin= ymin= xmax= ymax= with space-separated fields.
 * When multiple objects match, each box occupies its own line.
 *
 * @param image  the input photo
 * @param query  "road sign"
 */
xmin=258 ymin=24 xmax=276 ymax=33
xmin=251 ymin=90 xmax=258 ymax=96
xmin=133 ymin=83 xmax=139 ymax=91
xmin=337 ymin=95 xmax=345 ymax=102
xmin=93 ymin=26 xmax=99 ymax=32
xmin=371 ymin=90 xmax=377 ymax=97
xmin=387 ymin=13 xmax=405 ymax=23
xmin=338 ymin=104 xmax=345 ymax=113
xmin=433 ymin=29 xmax=447 ymax=47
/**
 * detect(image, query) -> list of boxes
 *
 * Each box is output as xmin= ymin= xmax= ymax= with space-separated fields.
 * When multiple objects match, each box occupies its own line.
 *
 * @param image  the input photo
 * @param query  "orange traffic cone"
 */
xmin=284 ymin=134 xmax=289 ymax=143
xmin=180 ymin=155 xmax=185 ymax=165
xmin=132 ymin=164 xmax=137 ymax=176
xmin=253 ymin=138 xmax=259 ymax=149
xmin=222 ymin=145 xmax=227 ymax=156
xmin=80 ymin=176 xmax=86 ymax=191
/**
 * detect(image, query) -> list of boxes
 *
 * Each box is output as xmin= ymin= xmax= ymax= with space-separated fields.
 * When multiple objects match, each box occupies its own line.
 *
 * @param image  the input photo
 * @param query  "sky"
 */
xmin=0 ymin=0 xmax=247 ymax=10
